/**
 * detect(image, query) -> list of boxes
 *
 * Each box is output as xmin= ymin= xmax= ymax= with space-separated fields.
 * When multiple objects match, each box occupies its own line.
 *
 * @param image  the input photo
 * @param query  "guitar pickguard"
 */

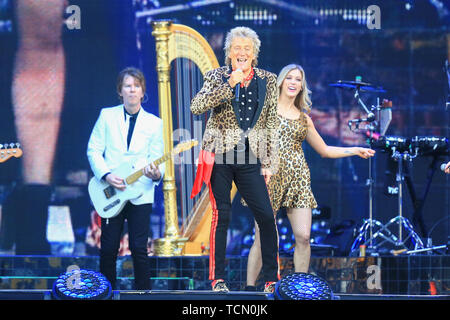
xmin=103 ymin=185 xmax=116 ymax=199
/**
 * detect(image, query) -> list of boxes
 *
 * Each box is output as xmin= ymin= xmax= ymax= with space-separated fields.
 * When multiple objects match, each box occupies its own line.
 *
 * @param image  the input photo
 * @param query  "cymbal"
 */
xmin=329 ymin=80 xmax=386 ymax=93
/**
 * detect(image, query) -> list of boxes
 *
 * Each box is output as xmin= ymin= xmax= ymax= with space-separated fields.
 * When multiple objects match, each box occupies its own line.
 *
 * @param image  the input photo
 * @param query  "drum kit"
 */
xmin=329 ymin=78 xmax=449 ymax=256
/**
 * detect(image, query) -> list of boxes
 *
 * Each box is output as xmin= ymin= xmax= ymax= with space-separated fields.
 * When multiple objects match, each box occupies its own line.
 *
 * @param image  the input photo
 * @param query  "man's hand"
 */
xmin=144 ymin=163 xmax=161 ymax=181
xmin=105 ymin=173 xmax=126 ymax=191
xmin=228 ymin=68 xmax=245 ymax=88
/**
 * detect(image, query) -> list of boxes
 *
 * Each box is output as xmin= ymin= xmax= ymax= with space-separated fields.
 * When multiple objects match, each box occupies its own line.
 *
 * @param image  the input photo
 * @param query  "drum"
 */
xmin=371 ymin=136 xmax=410 ymax=153
xmin=410 ymin=136 xmax=449 ymax=156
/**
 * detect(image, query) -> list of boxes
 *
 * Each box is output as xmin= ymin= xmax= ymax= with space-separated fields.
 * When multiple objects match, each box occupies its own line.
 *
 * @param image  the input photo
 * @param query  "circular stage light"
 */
xmin=274 ymin=272 xmax=335 ymax=300
xmin=52 ymin=269 xmax=112 ymax=300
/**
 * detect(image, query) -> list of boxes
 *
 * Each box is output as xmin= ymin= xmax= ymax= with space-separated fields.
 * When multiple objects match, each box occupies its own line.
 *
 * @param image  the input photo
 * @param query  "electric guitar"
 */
xmin=0 ymin=143 xmax=22 ymax=163
xmin=88 ymin=139 xmax=198 ymax=219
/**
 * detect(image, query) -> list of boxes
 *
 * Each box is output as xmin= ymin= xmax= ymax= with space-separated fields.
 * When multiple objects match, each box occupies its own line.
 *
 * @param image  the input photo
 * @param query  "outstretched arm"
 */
xmin=305 ymin=113 xmax=375 ymax=159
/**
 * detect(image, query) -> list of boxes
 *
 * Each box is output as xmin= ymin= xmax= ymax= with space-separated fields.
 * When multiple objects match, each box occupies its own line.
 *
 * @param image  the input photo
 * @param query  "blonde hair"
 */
xmin=277 ymin=64 xmax=312 ymax=113
xmin=224 ymin=26 xmax=261 ymax=67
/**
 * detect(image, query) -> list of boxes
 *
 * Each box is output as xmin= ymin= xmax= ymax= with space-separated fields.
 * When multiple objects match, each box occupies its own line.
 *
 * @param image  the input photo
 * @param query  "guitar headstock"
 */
xmin=173 ymin=139 xmax=198 ymax=154
xmin=0 ymin=143 xmax=23 ymax=163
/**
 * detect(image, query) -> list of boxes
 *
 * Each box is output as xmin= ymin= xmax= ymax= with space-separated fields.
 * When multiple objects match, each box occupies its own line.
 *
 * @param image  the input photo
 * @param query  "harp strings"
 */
xmin=173 ymin=31 xmax=207 ymax=229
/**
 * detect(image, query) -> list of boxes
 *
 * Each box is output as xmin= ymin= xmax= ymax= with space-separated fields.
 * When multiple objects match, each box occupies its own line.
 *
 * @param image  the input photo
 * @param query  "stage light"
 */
xmin=282 ymin=242 xmax=293 ymax=252
xmin=280 ymin=226 xmax=288 ymax=235
xmin=242 ymin=234 xmax=254 ymax=246
xmin=52 ymin=268 xmax=112 ymax=300
xmin=274 ymin=272 xmax=335 ymax=300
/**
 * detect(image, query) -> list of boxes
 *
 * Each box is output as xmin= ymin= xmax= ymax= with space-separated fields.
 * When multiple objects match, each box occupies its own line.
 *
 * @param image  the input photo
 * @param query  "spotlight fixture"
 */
xmin=52 ymin=269 xmax=112 ymax=300
xmin=274 ymin=272 xmax=335 ymax=300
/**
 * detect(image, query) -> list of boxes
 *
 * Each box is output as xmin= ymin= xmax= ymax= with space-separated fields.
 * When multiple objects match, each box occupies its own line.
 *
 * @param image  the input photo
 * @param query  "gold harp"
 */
xmin=151 ymin=20 xmax=237 ymax=256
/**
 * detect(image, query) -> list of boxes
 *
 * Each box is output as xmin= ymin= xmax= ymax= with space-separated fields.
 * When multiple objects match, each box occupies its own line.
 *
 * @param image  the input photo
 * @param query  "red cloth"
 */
xmin=190 ymin=149 xmax=216 ymax=211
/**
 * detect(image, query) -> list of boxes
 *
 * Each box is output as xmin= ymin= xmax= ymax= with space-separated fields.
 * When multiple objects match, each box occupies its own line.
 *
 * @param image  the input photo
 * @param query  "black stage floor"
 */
xmin=0 ymin=289 xmax=449 ymax=300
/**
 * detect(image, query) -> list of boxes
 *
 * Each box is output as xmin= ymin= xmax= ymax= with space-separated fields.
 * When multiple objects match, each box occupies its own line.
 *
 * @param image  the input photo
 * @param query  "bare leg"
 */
xmin=12 ymin=0 xmax=66 ymax=184
xmin=246 ymin=221 xmax=262 ymax=286
xmin=9 ymin=0 xmax=66 ymax=255
xmin=247 ymin=207 xmax=312 ymax=285
xmin=286 ymin=208 xmax=312 ymax=273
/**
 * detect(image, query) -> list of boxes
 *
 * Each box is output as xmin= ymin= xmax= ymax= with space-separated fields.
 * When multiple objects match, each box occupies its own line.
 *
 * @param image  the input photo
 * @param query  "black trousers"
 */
xmin=100 ymin=202 xmax=152 ymax=290
xmin=209 ymin=160 xmax=279 ymax=282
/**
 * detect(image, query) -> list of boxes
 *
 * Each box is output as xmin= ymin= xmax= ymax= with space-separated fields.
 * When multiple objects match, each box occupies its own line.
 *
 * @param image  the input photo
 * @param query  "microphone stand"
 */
xmin=348 ymin=98 xmax=384 ymax=256
xmin=354 ymin=88 xmax=372 ymax=116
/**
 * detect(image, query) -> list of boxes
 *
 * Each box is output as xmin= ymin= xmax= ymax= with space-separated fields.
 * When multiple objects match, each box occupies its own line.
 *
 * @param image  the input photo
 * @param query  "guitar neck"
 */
xmin=123 ymin=140 xmax=197 ymax=185
xmin=125 ymin=152 xmax=172 ymax=185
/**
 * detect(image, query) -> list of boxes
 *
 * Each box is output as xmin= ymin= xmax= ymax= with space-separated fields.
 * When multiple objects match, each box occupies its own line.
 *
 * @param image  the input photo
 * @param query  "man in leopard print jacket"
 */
xmin=190 ymin=26 xmax=280 ymax=293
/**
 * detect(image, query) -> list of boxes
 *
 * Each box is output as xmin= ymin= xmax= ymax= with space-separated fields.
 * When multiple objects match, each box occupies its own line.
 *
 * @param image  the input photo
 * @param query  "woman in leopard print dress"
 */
xmin=245 ymin=64 xmax=375 ymax=289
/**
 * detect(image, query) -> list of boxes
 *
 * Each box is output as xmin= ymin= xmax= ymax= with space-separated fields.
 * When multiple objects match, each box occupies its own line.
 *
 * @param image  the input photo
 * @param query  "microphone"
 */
xmin=440 ymin=163 xmax=449 ymax=172
xmin=348 ymin=112 xmax=376 ymax=124
xmin=235 ymin=68 xmax=242 ymax=102
xmin=362 ymin=112 xmax=376 ymax=122
xmin=348 ymin=112 xmax=376 ymax=131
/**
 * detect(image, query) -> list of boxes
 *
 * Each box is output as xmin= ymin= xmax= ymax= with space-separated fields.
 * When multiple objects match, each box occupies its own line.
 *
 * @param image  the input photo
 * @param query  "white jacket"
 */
xmin=87 ymin=104 xmax=165 ymax=204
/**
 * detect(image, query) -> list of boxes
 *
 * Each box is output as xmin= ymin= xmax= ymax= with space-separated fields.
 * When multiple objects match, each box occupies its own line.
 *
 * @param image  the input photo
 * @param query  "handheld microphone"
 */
xmin=235 ymin=68 xmax=242 ymax=102
xmin=440 ymin=163 xmax=449 ymax=172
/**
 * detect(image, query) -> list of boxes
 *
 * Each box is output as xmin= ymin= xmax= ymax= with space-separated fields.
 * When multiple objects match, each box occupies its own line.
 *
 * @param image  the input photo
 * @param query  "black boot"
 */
xmin=244 ymin=285 xmax=258 ymax=292
xmin=15 ymin=184 xmax=51 ymax=255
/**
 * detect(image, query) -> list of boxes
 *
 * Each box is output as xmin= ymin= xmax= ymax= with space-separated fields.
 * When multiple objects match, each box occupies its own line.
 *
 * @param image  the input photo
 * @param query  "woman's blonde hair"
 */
xmin=224 ymin=26 xmax=261 ymax=67
xmin=277 ymin=64 xmax=312 ymax=113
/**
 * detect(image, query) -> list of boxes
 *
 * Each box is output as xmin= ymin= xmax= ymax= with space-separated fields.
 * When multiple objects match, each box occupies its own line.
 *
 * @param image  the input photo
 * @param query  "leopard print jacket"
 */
xmin=190 ymin=66 xmax=280 ymax=171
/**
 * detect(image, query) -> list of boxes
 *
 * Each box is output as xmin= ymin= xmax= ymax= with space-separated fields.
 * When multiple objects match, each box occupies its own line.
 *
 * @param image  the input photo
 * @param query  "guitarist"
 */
xmin=87 ymin=67 xmax=164 ymax=290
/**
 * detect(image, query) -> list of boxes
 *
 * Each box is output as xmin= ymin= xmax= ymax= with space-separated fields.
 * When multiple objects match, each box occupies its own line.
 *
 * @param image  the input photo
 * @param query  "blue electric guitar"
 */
xmin=88 ymin=140 xmax=197 ymax=219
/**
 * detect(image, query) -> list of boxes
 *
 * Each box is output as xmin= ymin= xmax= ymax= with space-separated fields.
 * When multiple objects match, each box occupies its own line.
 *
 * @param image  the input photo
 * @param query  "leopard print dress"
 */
xmin=241 ymin=112 xmax=318 ymax=212
xmin=268 ymin=112 xmax=317 ymax=213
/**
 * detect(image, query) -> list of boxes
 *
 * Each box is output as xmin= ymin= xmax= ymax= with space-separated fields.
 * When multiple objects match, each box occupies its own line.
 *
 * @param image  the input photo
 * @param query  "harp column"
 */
xmin=151 ymin=20 xmax=185 ymax=256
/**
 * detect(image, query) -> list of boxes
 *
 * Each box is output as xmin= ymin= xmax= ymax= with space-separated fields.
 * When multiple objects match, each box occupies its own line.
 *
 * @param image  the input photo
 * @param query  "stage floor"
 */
xmin=0 ymin=289 xmax=449 ymax=301
xmin=0 ymin=255 xmax=449 ymax=298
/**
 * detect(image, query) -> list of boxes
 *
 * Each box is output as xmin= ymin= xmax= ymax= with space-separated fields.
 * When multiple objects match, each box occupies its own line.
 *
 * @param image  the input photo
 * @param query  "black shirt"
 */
xmin=124 ymin=107 xmax=140 ymax=150
xmin=238 ymin=77 xmax=258 ymax=132
xmin=216 ymin=75 xmax=259 ymax=165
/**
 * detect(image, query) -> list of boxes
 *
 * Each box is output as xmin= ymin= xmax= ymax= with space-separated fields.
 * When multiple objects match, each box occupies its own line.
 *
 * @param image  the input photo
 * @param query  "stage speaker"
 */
xmin=52 ymin=268 xmax=112 ymax=300
xmin=274 ymin=272 xmax=335 ymax=300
